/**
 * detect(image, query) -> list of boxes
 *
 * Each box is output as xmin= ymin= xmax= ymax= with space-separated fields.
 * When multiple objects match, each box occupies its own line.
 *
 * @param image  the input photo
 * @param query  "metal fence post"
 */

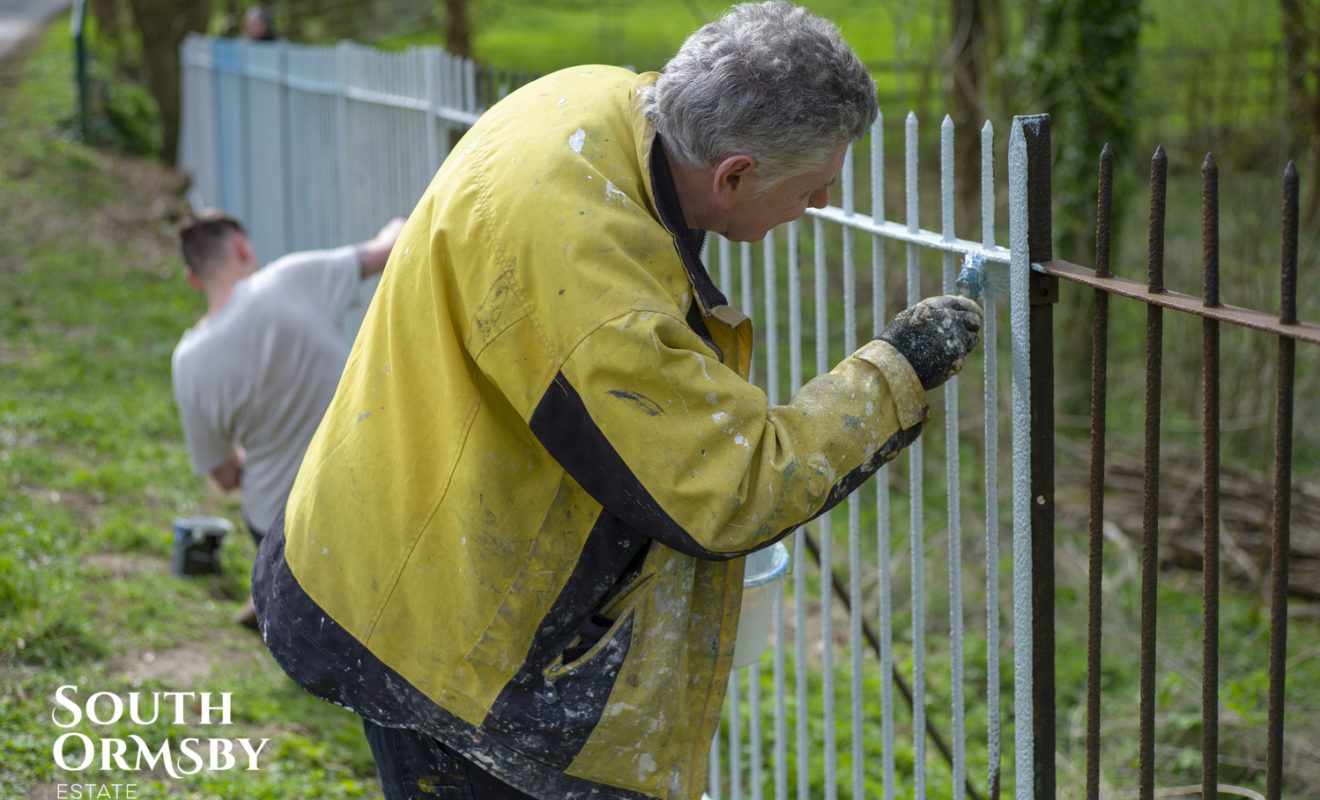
xmin=238 ymin=39 xmax=252 ymax=232
xmin=336 ymin=41 xmax=351 ymax=244
xmin=70 ymin=0 xmax=88 ymax=142
xmin=1265 ymin=162 xmax=1299 ymax=800
xmin=423 ymin=47 xmax=441 ymax=178
xmin=279 ymin=40 xmax=294 ymax=257
xmin=1019 ymin=113 xmax=1057 ymax=800
xmin=1008 ymin=115 xmax=1034 ymax=800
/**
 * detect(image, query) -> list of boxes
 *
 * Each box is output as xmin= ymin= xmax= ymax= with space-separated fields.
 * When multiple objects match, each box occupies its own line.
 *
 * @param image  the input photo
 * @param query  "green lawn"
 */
xmin=378 ymin=0 xmax=927 ymax=75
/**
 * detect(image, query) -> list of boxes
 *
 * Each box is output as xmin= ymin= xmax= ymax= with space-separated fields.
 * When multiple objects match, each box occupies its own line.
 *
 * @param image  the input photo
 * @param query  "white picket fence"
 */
xmin=178 ymin=34 xmax=1039 ymax=800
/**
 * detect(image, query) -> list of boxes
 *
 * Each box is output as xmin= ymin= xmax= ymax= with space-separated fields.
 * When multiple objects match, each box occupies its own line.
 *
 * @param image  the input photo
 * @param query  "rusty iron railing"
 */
xmin=1029 ymin=120 xmax=1317 ymax=799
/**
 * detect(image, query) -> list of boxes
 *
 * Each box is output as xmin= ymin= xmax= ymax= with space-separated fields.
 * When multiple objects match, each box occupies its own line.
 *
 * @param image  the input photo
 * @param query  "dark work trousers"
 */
xmin=362 ymin=719 xmax=539 ymax=800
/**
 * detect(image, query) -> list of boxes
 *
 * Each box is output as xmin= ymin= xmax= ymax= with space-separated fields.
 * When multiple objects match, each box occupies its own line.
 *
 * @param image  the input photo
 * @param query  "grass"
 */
xmin=0 ymin=25 xmax=380 ymax=799
xmin=377 ymin=0 xmax=931 ymax=76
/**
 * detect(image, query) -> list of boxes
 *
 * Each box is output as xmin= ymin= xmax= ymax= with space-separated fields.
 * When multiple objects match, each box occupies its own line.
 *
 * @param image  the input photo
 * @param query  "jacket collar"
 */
xmin=648 ymin=136 xmax=728 ymax=312
xmin=630 ymin=73 xmax=727 ymax=314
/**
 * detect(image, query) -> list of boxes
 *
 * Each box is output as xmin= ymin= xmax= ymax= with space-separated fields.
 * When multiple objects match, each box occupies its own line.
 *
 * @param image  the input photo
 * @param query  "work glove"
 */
xmin=877 ymin=294 xmax=983 ymax=390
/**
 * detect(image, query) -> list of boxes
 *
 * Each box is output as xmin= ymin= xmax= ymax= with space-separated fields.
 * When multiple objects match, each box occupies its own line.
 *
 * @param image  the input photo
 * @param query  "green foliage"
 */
xmin=64 ymin=13 xmax=166 ymax=159
xmin=374 ymin=1 xmax=915 ymax=77
xmin=1049 ymin=527 xmax=1320 ymax=795
xmin=715 ymin=627 xmax=1017 ymax=800
xmin=83 ymin=73 xmax=163 ymax=157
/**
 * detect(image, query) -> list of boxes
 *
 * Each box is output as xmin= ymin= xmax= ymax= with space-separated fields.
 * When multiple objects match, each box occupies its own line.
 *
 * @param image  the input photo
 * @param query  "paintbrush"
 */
xmin=953 ymin=251 xmax=1003 ymax=304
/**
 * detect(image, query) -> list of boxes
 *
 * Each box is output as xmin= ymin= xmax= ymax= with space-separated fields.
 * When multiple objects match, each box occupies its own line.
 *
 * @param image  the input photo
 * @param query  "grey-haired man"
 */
xmin=254 ymin=4 xmax=979 ymax=798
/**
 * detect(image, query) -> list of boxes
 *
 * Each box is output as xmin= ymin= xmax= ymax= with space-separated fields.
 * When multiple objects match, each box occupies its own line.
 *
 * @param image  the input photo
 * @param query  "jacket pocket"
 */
xmin=480 ymin=572 xmax=655 ymax=770
xmin=543 ymin=571 xmax=654 ymax=682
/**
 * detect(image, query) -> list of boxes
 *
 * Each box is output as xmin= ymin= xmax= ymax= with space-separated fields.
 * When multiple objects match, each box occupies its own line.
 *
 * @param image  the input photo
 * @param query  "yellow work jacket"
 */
xmin=255 ymin=66 xmax=929 ymax=800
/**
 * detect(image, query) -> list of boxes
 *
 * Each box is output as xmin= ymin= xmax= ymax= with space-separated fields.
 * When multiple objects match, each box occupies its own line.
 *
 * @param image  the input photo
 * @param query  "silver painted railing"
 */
xmin=704 ymin=114 xmax=1033 ymax=800
xmin=177 ymin=35 xmax=1038 ymax=800
xmin=178 ymin=35 xmax=482 ymax=336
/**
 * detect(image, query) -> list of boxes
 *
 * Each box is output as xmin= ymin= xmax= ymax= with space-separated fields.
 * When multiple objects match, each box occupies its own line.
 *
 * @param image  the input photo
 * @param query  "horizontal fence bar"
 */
xmin=1039 ymin=259 xmax=1320 ymax=343
xmin=342 ymin=86 xmax=482 ymax=125
xmin=187 ymin=38 xmax=484 ymax=128
xmin=806 ymin=206 xmax=1012 ymax=264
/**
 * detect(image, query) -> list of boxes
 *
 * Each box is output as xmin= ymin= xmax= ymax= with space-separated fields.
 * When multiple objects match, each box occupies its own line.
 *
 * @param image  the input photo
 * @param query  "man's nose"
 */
xmin=808 ymin=188 xmax=830 ymax=209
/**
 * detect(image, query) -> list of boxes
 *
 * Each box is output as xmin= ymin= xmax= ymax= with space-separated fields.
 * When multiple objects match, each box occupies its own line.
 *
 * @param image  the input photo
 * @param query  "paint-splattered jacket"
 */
xmin=254 ymin=66 xmax=929 ymax=800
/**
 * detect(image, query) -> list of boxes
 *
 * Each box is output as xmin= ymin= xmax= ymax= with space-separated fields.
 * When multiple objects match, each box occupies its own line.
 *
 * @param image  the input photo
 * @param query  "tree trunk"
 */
xmin=89 ymin=0 xmax=121 ymax=44
xmin=276 ymin=0 xmax=305 ymax=41
xmin=1283 ymin=0 xmax=1307 ymax=148
xmin=222 ymin=0 xmax=240 ymax=36
xmin=949 ymin=0 xmax=986 ymax=235
xmin=443 ymin=0 xmax=472 ymax=58
xmin=1021 ymin=0 xmax=1140 ymax=418
xmin=124 ymin=0 xmax=211 ymax=165
xmin=1282 ymin=0 xmax=1320 ymax=224
xmin=89 ymin=0 xmax=135 ymax=75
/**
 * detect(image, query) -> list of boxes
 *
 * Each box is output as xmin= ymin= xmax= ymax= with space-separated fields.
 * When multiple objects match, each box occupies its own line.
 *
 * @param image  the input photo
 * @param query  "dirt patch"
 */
xmin=111 ymin=624 xmax=259 ymax=690
xmin=2 ymin=136 xmax=193 ymax=282
xmin=92 ymin=152 xmax=194 ymax=264
xmin=113 ymin=644 xmax=225 ymax=688
xmin=1055 ymin=440 xmax=1320 ymax=604
xmin=78 ymin=551 xmax=264 ymax=689
xmin=38 ymin=148 xmax=196 ymax=279
xmin=24 ymin=769 xmax=181 ymax=800
xmin=82 ymin=551 xmax=168 ymax=581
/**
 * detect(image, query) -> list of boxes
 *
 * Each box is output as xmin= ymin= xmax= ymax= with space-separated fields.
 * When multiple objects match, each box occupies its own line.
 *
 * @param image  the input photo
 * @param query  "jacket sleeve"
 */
xmin=528 ymin=308 xmax=929 ymax=559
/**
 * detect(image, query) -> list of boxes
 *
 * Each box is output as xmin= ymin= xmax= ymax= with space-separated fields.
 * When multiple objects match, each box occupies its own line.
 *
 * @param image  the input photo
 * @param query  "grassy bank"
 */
xmin=0 ymin=25 xmax=380 ymax=799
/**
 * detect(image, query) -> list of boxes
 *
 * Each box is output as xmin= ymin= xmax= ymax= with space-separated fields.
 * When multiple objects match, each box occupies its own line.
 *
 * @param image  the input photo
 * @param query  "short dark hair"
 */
xmin=179 ymin=209 xmax=245 ymax=278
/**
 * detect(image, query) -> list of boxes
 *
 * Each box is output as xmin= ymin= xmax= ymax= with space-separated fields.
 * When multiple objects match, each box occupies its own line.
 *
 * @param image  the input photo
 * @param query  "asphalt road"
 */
xmin=0 ymin=0 xmax=72 ymax=61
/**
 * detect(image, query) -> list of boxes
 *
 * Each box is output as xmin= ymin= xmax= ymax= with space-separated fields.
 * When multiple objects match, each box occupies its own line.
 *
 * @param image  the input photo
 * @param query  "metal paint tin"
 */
xmin=171 ymin=515 xmax=232 ymax=576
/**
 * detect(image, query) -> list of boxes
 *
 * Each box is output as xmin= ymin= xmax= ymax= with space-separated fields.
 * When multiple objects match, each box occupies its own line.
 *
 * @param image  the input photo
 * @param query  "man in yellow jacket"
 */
xmin=254 ymin=2 xmax=982 ymax=798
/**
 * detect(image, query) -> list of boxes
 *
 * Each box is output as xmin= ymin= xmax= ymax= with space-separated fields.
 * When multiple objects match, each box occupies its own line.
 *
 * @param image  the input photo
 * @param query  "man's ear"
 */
xmin=232 ymin=233 xmax=256 ymax=265
xmin=186 ymin=269 xmax=205 ymax=293
xmin=712 ymin=154 xmax=757 ymax=206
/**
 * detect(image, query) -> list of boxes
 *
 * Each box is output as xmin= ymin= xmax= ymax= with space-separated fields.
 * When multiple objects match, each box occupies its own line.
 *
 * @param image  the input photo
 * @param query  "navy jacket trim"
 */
xmin=807 ymin=421 xmax=926 ymax=525
xmin=530 ymin=369 xmax=927 ymax=559
xmin=529 ymin=370 xmax=735 ymax=560
xmin=649 ymin=135 xmax=724 ymax=313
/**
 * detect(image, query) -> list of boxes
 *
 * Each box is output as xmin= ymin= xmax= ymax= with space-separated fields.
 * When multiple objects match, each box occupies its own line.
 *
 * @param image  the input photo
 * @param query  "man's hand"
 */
xmin=209 ymin=448 xmax=245 ymax=491
xmin=356 ymin=217 xmax=407 ymax=277
xmin=877 ymin=294 xmax=983 ymax=390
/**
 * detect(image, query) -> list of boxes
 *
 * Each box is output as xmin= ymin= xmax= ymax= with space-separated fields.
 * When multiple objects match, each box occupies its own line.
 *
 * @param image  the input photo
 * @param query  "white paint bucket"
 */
xmin=731 ymin=540 xmax=790 ymax=668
